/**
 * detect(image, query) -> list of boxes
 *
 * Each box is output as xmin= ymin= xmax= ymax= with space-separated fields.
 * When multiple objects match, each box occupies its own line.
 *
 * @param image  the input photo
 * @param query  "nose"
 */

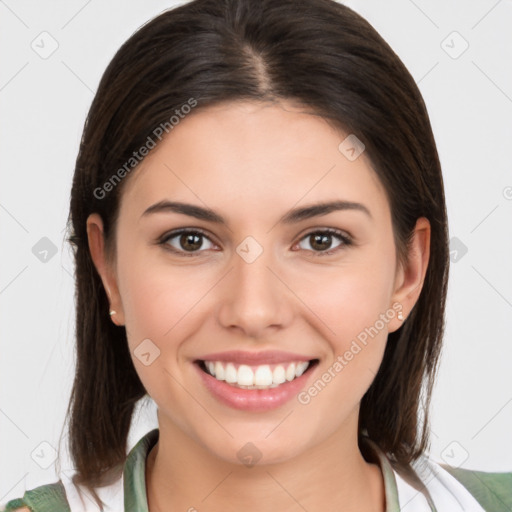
xmin=216 ymin=241 xmax=294 ymax=339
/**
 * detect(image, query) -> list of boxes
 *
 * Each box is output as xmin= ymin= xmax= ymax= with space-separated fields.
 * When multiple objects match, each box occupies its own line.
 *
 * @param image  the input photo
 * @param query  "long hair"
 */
xmin=64 ymin=0 xmax=449 ymax=503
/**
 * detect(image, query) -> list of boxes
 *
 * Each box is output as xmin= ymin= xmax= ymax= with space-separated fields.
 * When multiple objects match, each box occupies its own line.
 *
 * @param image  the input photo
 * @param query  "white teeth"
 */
xmin=254 ymin=365 xmax=273 ymax=386
xmin=295 ymin=362 xmax=309 ymax=377
xmin=203 ymin=360 xmax=312 ymax=388
xmin=225 ymin=362 xmax=237 ymax=383
xmin=237 ymin=365 xmax=254 ymax=386
xmin=272 ymin=365 xmax=286 ymax=384
xmin=214 ymin=361 xmax=225 ymax=381
xmin=285 ymin=363 xmax=296 ymax=381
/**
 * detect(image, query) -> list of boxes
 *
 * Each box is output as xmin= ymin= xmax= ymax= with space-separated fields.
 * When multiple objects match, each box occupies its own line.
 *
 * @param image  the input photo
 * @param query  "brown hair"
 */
xmin=63 ymin=0 xmax=449 ymax=503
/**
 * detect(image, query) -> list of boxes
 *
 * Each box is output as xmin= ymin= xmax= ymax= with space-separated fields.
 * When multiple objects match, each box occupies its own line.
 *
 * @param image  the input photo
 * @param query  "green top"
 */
xmin=3 ymin=429 xmax=511 ymax=511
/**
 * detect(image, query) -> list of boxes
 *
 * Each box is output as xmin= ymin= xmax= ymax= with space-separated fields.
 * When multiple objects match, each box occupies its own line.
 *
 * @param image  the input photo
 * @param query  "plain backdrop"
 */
xmin=1 ymin=0 xmax=511 ymax=503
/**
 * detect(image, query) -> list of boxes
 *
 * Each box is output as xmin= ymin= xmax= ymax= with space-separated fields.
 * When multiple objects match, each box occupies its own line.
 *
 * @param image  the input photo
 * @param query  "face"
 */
xmin=88 ymin=100 xmax=429 ymax=466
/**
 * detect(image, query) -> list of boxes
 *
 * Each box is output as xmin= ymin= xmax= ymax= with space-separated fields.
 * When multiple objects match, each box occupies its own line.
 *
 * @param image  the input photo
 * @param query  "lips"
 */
xmin=197 ymin=350 xmax=314 ymax=365
xmin=193 ymin=351 xmax=319 ymax=411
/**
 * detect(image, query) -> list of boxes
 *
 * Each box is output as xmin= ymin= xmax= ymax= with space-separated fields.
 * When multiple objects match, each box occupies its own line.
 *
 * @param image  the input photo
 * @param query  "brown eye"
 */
xmin=297 ymin=229 xmax=352 ymax=256
xmin=160 ymin=229 xmax=215 ymax=254
xmin=309 ymin=233 xmax=335 ymax=251
xmin=178 ymin=232 xmax=204 ymax=251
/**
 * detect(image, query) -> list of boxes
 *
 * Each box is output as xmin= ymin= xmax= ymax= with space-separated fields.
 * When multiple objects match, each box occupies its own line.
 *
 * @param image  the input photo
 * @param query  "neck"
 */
xmin=145 ymin=416 xmax=385 ymax=512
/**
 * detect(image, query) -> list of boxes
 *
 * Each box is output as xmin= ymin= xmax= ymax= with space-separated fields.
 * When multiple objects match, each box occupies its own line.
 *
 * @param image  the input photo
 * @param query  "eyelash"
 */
xmin=157 ymin=227 xmax=353 ymax=258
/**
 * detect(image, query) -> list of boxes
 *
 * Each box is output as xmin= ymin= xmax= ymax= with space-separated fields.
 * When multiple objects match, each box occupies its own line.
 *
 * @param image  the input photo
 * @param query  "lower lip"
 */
xmin=194 ymin=362 xmax=317 ymax=412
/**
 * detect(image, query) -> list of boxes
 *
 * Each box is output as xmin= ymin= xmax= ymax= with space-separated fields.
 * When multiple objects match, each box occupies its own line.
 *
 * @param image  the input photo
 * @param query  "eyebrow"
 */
xmin=140 ymin=199 xmax=372 ymax=225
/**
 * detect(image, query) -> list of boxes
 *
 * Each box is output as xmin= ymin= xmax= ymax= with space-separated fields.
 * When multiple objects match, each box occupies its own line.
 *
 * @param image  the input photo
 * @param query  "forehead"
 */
xmin=119 ymin=100 xmax=388 ymax=224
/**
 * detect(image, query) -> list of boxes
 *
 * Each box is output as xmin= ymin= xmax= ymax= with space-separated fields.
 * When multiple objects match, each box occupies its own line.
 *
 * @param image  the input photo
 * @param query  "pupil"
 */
xmin=311 ymin=233 xmax=331 ymax=251
xmin=181 ymin=233 xmax=202 ymax=251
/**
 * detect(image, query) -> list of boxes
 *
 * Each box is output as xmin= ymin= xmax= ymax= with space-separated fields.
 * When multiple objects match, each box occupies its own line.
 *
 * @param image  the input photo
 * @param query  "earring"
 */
xmin=109 ymin=310 xmax=117 ymax=316
xmin=397 ymin=311 xmax=404 ymax=321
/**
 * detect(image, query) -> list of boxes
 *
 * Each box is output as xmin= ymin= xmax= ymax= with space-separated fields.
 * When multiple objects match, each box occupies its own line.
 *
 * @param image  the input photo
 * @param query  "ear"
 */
xmin=388 ymin=217 xmax=430 ymax=332
xmin=86 ymin=213 xmax=125 ymax=326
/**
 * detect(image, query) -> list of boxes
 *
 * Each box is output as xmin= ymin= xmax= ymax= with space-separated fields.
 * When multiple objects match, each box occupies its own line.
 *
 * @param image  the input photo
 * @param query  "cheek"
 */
xmin=117 ymin=265 xmax=192 ymax=409
xmin=291 ymin=242 xmax=396 ymax=406
xmin=298 ymin=255 xmax=396 ymax=346
xmin=117 ymin=246 xmax=211 ymax=343
xmin=116 ymin=249 xmax=221 ymax=394
xmin=295 ymin=266 xmax=393 ymax=422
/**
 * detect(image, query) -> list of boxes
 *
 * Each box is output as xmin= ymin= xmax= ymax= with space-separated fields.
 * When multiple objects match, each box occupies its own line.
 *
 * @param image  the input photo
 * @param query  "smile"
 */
xmin=193 ymin=357 xmax=319 ymax=411
xmin=199 ymin=360 xmax=315 ymax=389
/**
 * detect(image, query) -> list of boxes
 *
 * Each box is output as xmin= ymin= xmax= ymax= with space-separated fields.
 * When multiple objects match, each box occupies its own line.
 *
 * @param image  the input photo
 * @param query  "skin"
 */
xmin=87 ymin=100 xmax=430 ymax=512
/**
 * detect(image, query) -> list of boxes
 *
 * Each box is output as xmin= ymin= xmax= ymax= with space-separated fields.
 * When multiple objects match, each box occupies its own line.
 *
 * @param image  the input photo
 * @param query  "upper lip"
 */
xmin=196 ymin=350 xmax=316 ymax=365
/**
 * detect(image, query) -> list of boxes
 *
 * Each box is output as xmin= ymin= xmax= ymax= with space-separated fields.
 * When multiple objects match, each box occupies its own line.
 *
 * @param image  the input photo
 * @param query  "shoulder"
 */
xmin=412 ymin=454 xmax=512 ymax=512
xmin=361 ymin=436 xmax=512 ymax=511
xmin=2 ymin=430 xmax=158 ymax=512
xmin=439 ymin=463 xmax=512 ymax=511
xmin=2 ymin=481 xmax=70 ymax=512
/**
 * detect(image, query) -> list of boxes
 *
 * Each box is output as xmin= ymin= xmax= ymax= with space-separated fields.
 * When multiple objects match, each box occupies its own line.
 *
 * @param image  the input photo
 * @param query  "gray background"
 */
xmin=1 ymin=0 xmax=511 ymax=503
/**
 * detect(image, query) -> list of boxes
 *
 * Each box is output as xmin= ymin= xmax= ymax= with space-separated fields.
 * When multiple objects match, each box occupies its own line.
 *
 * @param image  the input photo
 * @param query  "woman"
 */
xmin=4 ymin=0 xmax=511 ymax=510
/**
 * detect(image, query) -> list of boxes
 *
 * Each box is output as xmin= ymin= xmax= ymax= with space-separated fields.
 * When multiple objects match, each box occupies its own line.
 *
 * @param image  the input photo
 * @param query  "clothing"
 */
xmin=2 ymin=429 xmax=511 ymax=511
